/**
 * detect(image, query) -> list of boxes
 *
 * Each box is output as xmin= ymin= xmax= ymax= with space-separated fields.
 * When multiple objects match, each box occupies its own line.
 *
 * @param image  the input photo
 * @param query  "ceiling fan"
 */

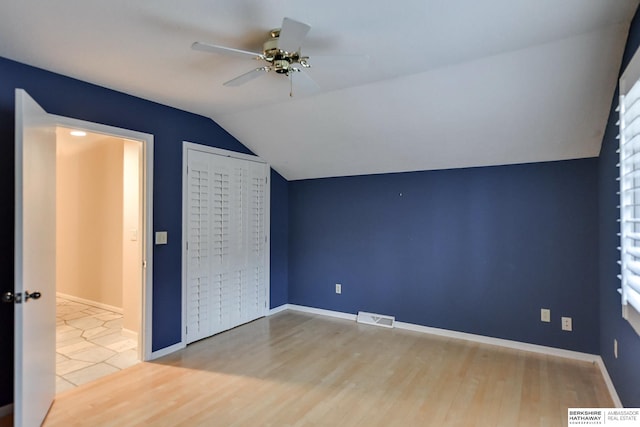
xmin=192 ymin=17 xmax=319 ymax=95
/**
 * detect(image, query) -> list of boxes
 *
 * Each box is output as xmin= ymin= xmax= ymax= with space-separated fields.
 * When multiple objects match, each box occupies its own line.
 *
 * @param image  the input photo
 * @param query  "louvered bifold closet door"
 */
xmin=226 ymin=158 xmax=267 ymax=326
xmin=209 ymin=155 xmax=232 ymax=335
xmin=186 ymin=150 xmax=215 ymax=343
xmin=243 ymin=160 xmax=267 ymax=323
xmin=219 ymin=156 xmax=268 ymax=331
xmin=213 ymin=154 xmax=241 ymax=333
xmin=186 ymin=148 xmax=268 ymax=343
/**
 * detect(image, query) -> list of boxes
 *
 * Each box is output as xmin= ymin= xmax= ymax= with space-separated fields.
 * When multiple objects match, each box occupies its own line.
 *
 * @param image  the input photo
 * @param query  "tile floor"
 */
xmin=56 ymin=297 xmax=139 ymax=393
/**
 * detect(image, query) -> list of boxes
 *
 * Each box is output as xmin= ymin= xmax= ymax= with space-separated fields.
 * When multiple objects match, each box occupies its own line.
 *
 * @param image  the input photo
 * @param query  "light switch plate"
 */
xmin=541 ymin=308 xmax=551 ymax=323
xmin=155 ymin=231 xmax=168 ymax=245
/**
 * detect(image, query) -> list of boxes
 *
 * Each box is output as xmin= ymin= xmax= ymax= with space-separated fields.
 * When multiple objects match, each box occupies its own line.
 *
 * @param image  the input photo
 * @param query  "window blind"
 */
xmin=619 ymin=68 xmax=640 ymax=335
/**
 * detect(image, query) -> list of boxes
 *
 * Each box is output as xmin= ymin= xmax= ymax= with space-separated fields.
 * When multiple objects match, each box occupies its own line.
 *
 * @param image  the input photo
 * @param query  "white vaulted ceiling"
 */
xmin=0 ymin=1 xmax=637 ymax=180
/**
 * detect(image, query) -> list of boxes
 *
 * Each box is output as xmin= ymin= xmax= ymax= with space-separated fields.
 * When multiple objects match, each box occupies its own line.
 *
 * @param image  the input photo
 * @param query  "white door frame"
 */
xmin=52 ymin=114 xmax=154 ymax=361
xmin=181 ymin=141 xmax=270 ymax=346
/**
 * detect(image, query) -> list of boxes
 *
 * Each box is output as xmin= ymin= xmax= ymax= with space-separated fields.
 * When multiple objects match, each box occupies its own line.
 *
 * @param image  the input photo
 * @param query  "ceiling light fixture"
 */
xmin=70 ymin=130 xmax=87 ymax=137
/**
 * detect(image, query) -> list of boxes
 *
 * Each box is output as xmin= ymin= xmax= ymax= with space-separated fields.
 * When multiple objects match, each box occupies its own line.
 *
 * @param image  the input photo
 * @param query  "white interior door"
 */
xmin=185 ymin=147 xmax=268 ymax=344
xmin=14 ymin=89 xmax=57 ymax=427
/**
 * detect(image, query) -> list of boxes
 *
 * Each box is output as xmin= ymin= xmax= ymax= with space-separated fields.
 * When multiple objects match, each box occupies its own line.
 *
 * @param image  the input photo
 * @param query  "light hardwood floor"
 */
xmin=43 ymin=311 xmax=613 ymax=427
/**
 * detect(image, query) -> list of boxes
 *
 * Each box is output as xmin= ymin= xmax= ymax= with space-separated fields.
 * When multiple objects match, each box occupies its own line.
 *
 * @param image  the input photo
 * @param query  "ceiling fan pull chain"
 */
xmin=290 ymin=73 xmax=293 ymax=97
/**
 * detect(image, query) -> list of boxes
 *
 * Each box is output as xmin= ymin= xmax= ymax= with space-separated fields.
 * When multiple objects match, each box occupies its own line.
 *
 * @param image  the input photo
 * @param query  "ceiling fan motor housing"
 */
xmin=273 ymin=59 xmax=290 ymax=73
xmin=264 ymin=28 xmax=301 ymax=73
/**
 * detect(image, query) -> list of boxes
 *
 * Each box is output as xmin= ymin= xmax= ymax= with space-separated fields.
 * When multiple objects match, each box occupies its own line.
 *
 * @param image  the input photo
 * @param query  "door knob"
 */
xmin=25 ymin=291 xmax=41 ymax=301
xmin=2 ymin=291 xmax=40 ymax=303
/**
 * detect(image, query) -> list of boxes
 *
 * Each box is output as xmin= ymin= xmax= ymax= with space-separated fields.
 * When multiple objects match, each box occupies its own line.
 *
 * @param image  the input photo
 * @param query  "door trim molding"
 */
xmin=183 ymin=142 xmax=267 ymax=164
xmin=52 ymin=114 xmax=154 ymax=361
xmin=181 ymin=142 xmax=270 ymax=347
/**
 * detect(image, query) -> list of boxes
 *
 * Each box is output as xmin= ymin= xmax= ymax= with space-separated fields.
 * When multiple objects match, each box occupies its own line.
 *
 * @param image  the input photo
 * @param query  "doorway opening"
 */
xmin=13 ymin=90 xmax=154 ymax=425
xmin=54 ymin=127 xmax=146 ymax=392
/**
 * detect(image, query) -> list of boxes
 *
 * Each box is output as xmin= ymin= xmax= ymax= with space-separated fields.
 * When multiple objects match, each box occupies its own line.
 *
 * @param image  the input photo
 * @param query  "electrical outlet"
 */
xmin=614 ymin=339 xmax=618 ymax=359
xmin=335 ymin=283 xmax=342 ymax=294
xmin=561 ymin=317 xmax=572 ymax=331
xmin=541 ymin=308 xmax=551 ymax=322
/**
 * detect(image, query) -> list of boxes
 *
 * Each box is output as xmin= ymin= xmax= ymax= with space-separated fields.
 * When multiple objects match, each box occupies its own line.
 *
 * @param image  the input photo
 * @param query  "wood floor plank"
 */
xmin=43 ymin=312 xmax=613 ymax=427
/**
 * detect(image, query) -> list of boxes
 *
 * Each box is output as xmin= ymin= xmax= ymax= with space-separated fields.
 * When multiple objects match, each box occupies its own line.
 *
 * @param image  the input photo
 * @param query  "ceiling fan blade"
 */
xmin=224 ymin=67 xmax=270 ymax=87
xmin=311 ymin=54 xmax=371 ymax=70
xmin=192 ymin=42 xmax=264 ymax=59
xmin=277 ymin=17 xmax=311 ymax=53
xmin=291 ymin=70 xmax=320 ymax=96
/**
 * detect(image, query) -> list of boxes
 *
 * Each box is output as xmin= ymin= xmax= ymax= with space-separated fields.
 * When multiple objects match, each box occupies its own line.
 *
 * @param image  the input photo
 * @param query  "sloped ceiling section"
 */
xmin=0 ymin=1 xmax=637 ymax=180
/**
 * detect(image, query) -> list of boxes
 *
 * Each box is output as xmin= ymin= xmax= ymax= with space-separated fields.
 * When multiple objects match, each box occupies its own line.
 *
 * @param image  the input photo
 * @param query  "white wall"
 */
xmin=122 ymin=139 xmax=142 ymax=334
xmin=56 ymin=131 xmax=124 ymax=309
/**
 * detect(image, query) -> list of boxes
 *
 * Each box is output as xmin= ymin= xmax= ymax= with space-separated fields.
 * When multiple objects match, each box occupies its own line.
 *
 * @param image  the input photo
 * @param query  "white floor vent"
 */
xmin=356 ymin=311 xmax=395 ymax=328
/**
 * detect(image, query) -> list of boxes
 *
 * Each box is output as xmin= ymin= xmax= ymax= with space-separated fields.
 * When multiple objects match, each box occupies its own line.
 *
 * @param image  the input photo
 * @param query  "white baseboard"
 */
xmin=0 ymin=403 xmax=13 ymax=418
xmin=282 ymin=305 xmax=598 ymax=361
xmin=595 ymin=357 xmax=623 ymax=408
xmin=286 ymin=304 xmax=357 ymax=321
xmin=268 ymin=304 xmax=291 ymax=316
xmin=276 ymin=304 xmax=621 ymax=406
xmin=149 ymin=341 xmax=186 ymax=360
xmin=395 ymin=321 xmax=599 ymax=363
xmin=57 ymin=292 xmax=123 ymax=314
xmin=122 ymin=328 xmax=138 ymax=341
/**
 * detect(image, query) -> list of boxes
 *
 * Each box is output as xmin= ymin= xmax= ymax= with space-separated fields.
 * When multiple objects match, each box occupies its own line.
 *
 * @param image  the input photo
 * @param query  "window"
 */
xmin=618 ymin=47 xmax=640 ymax=336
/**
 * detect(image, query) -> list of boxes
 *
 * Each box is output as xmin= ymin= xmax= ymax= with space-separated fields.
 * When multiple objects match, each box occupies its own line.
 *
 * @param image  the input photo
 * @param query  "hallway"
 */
xmin=56 ymin=297 xmax=139 ymax=393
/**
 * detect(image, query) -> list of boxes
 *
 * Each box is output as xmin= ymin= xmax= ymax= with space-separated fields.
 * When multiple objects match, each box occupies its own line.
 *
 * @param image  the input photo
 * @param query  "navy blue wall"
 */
xmin=598 ymin=8 xmax=640 ymax=407
xmin=289 ymin=159 xmax=599 ymax=353
xmin=0 ymin=56 xmax=289 ymax=406
xmin=270 ymin=169 xmax=289 ymax=307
